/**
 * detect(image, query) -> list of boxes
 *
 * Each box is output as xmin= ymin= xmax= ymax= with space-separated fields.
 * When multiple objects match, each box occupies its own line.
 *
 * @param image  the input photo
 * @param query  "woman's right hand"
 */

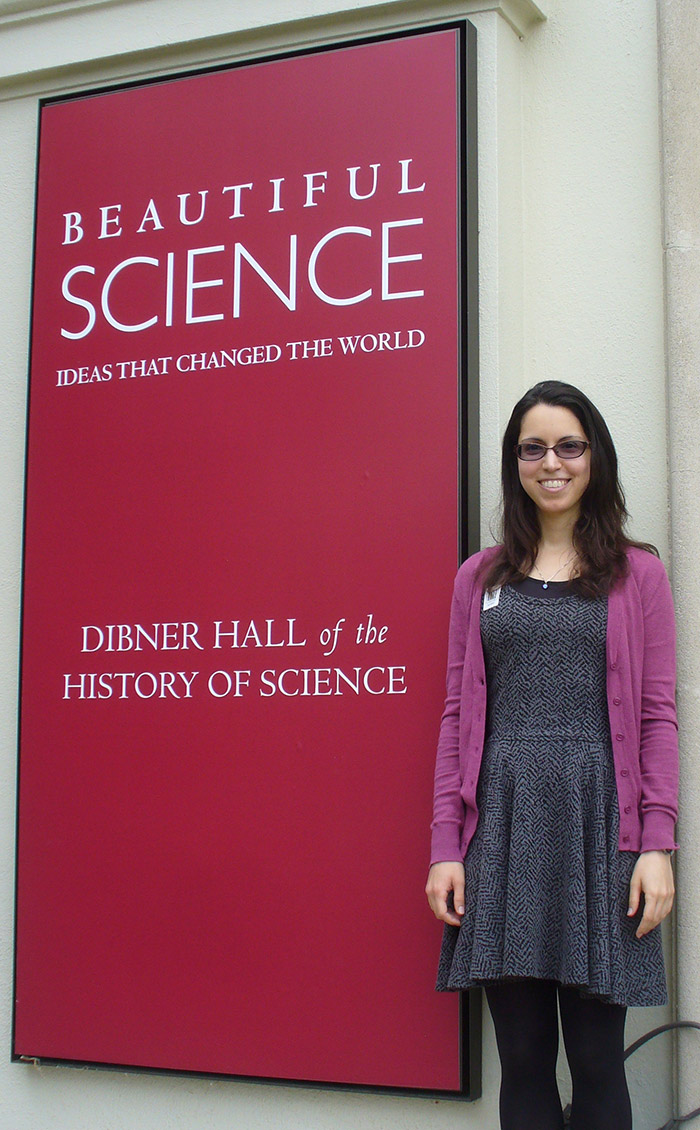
xmin=425 ymin=861 xmax=465 ymax=926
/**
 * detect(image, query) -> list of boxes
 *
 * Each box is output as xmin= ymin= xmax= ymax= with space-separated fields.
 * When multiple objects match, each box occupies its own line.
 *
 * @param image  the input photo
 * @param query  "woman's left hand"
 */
xmin=627 ymin=851 xmax=675 ymax=939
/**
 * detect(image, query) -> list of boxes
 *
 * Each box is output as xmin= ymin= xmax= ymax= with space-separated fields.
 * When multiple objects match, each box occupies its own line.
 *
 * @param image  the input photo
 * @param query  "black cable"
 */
xmin=624 ymin=1021 xmax=700 ymax=1130
xmin=562 ymin=1020 xmax=700 ymax=1129
xmin=624 ymin=1020 xmax=700 ymax=1060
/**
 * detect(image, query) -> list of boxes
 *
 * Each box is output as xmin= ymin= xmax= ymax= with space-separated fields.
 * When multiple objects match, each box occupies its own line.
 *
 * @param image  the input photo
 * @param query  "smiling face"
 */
xmin=517 ymin=403 xmax=591 ymax=523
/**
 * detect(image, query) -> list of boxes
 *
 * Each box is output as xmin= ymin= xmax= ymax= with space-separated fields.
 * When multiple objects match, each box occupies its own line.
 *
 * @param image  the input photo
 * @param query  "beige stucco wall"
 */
xmin=659 ymin=0 xmax=700 ymax=1120
xmin=0 ymin=1 xmax=686 ymax=1127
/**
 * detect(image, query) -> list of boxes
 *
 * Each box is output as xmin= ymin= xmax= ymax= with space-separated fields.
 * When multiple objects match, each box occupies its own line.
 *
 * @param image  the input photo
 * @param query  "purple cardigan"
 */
xmin=430 ymin=545 xmax=679 ymax=865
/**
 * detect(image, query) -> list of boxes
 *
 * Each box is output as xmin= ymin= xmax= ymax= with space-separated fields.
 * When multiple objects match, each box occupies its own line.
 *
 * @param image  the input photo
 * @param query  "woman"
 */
xmin=426 ymin=382 xmax=678 ymax=1130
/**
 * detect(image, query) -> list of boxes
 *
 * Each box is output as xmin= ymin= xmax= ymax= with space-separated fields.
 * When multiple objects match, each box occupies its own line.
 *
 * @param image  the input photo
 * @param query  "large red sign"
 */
xmin=15 ymin=24 xmax=478 ymax=1093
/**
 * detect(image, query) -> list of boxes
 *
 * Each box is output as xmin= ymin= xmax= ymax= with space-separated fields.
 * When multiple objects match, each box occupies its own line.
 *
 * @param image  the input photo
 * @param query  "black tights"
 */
xmin=485 ymin=980 xmax=631 ymax=1130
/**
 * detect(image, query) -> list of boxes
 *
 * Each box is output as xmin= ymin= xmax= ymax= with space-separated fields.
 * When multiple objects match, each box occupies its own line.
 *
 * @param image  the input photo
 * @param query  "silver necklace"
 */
xmin=532 ymin=552 xmax=576 ymax=589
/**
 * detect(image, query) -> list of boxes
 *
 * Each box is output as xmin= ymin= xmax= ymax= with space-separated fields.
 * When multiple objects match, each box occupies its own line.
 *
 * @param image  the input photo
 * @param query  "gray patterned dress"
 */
xmin=436 ymin=579 xmax=667 ymax=1006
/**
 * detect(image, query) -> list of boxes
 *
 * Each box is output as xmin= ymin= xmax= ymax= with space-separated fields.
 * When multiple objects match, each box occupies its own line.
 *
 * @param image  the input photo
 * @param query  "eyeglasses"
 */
xmin=515 ymin=439 xmax=590 ymax=461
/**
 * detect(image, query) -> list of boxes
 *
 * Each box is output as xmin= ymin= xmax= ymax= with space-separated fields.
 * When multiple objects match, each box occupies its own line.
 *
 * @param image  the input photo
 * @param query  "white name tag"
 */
xmin=483 ymin=586 xmax=501 ymax=610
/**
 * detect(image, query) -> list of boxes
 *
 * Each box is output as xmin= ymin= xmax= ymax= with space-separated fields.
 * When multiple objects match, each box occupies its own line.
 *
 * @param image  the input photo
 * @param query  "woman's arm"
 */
xmin=637 ymin=559 xmax=679 ymax=851
xmin=429 ymin=569 xmax=471 ymax=865
xmin=628 ymin=556 xmax=679 ymax=933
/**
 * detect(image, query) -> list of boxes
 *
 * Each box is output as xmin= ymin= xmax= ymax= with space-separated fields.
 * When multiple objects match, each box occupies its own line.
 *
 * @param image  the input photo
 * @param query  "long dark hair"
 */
xmin=482 ymin=381 xmax=656 ymax=598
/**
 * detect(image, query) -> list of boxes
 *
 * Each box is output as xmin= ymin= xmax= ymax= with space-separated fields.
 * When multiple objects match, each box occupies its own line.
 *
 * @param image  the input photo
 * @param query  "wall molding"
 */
xmin=0 ymin=0 xmax=546 ymax=98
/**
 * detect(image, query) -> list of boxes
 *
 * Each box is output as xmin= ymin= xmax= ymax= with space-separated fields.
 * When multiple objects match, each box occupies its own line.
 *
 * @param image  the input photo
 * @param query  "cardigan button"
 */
xmin=610 ymin=662 xmax=617 ymax=670
xmin=624 ymin=805 xmax=631 ymax=814
xmin=621 ymin=768 xmax=629 ymax=777
xmin=623 ymin=835 xmax=630 ymax=843
xmin=613 ymin=697 xmax=621 ymax=706
xmin=616 ymin=733 xmax=624 ymax=741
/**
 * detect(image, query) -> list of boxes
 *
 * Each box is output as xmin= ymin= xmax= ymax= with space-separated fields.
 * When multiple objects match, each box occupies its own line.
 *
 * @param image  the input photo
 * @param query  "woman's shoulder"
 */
xmin=619 ymin=546 xmax=673 ymax=606
xmin=454 ymin=545 xmax=501 ymax=590
xmin=624 ymin=545 xmax=669 ymax=584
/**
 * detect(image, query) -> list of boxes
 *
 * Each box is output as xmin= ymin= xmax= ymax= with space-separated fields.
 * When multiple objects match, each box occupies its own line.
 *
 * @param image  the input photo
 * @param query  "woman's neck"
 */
xmin=536 ymin=510 xmax=578 ymax=554
xmin=530 ymin=512 xmax=580 ymax=581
